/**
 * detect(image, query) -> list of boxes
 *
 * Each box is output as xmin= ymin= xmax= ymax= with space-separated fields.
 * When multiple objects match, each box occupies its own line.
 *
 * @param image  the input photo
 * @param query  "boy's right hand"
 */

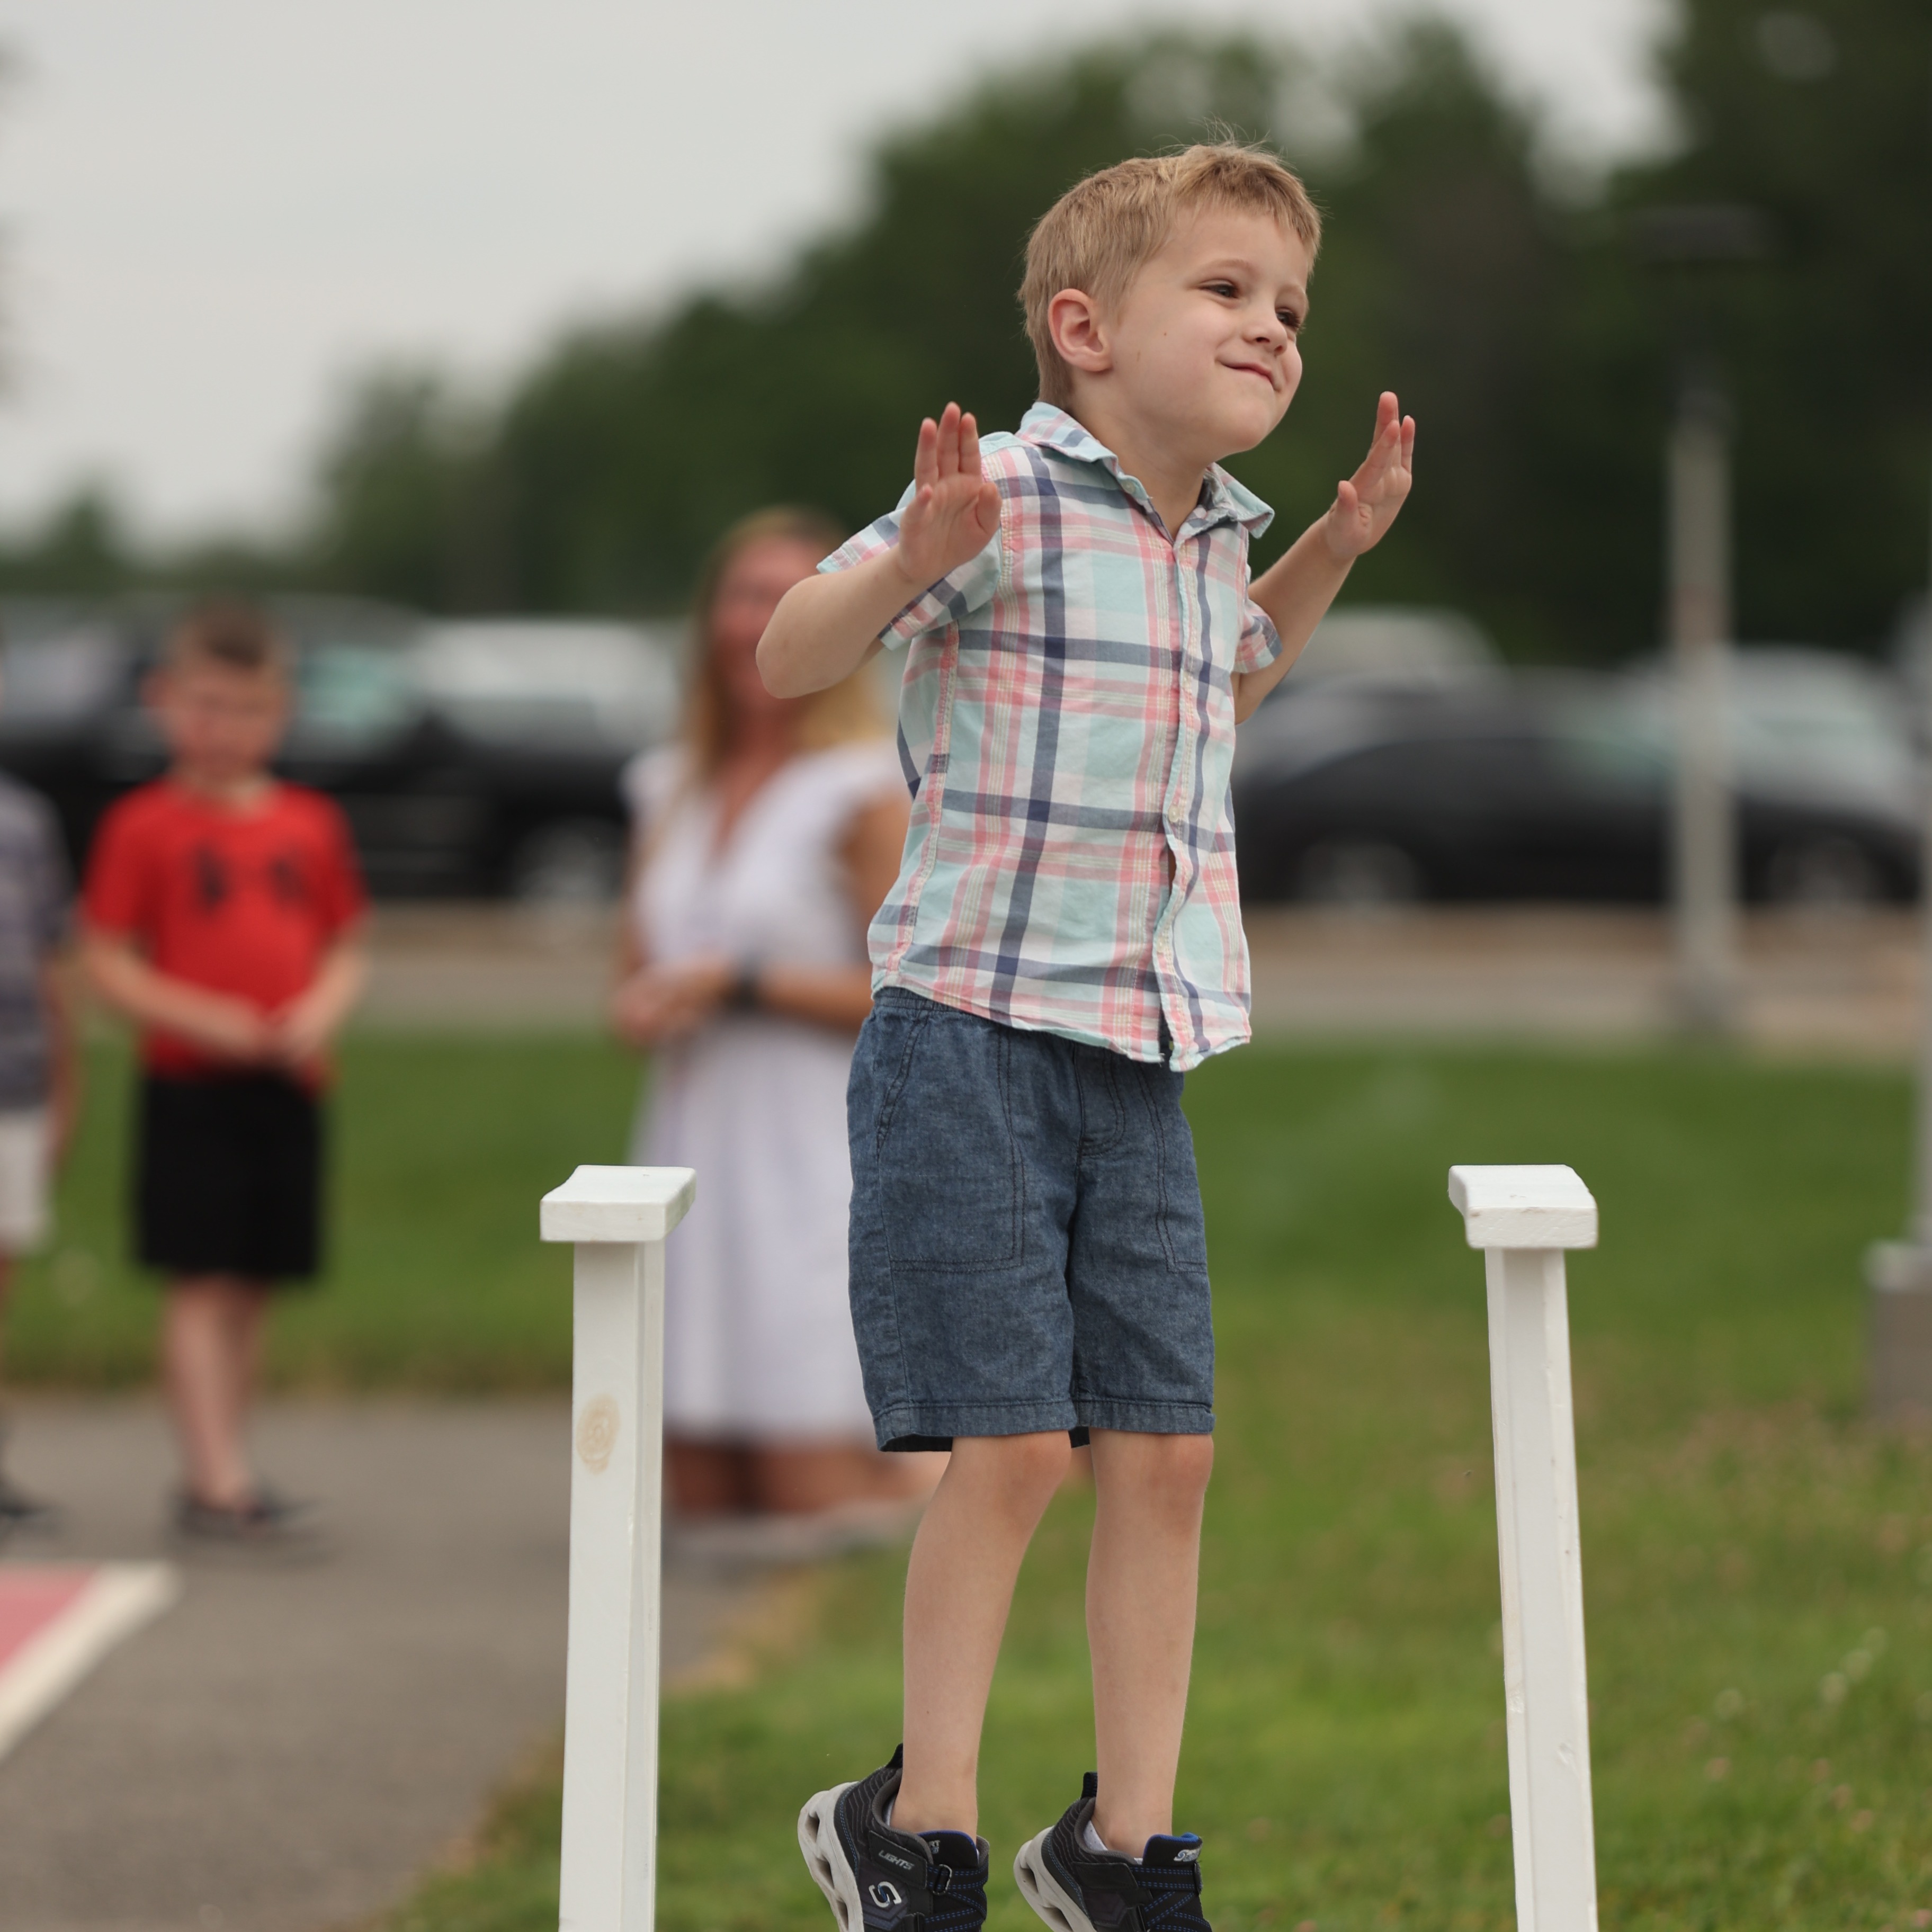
xmin=890 ymin=403 xmax=1002 ymax=593
xmin=755 ymin=401 xmax=1000 ymax=702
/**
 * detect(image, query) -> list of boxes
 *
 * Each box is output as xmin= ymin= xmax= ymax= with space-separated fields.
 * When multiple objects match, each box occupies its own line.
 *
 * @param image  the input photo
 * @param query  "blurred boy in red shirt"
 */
xmin=83 ymin=602 xmax=366 ymax=1544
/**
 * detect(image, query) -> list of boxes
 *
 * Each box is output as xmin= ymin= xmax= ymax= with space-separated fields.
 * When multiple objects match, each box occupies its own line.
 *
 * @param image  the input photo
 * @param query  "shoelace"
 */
xmin=924 ymin=1861 xmax=989 ymax=1932
xmin=1138 ymin=1862 xmax=1209 ymax=1932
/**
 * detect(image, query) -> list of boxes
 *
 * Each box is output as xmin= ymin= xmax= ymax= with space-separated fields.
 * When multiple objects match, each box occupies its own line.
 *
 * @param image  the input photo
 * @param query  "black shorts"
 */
xmin=137 ymin=1074 xmax=324 ymax=1282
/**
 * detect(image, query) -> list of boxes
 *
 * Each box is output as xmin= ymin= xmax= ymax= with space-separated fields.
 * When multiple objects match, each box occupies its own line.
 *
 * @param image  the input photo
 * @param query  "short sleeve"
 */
xmin=312 ymin=799 xmax=368 ymax=936
xmin=1237 ymin=595 xmax=1283 ymax=676
xmin=818 ymin=481 xmax=1003 ymax=651
xmin=82 ymin=798 xmax=155 ymax=940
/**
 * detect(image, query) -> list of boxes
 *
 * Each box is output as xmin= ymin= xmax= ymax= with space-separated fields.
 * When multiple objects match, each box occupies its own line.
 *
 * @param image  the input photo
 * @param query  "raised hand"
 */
xmin=1322 ymin=392 xmax=1416 ymax=562
xmin=891 ymin=402 xmax=1003 ymax=592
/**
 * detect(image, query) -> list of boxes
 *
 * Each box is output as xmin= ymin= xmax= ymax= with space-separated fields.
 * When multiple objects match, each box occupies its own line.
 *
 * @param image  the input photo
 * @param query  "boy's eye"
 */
xmin=1205 ymin=281 xmax=1238 ymax=299
xmin=1279 ymin=311 xmax=1303 ymax=335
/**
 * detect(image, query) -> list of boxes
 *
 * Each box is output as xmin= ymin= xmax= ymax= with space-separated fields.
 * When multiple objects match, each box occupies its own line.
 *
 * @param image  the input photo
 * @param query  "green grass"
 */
xmin=22 ymin=1033 xmax=1932 ymax=1924
xmin=381 ymin=1040 xmax=1932 ymax=1931
xmin=4 ymin=1031 xmax=636 ymax=1387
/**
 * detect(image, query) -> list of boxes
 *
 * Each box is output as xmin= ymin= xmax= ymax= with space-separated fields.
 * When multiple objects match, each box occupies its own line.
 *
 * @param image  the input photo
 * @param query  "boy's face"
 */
xmin=1098 ymin=207 xmax=1310 ymax=465
xmin=150 ymin=659 xmax=290 ymax=786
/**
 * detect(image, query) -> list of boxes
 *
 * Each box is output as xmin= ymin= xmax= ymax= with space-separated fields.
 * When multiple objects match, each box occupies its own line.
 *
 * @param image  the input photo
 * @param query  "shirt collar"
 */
xmin=1017 ymin=401 xmax=1275 ymax=539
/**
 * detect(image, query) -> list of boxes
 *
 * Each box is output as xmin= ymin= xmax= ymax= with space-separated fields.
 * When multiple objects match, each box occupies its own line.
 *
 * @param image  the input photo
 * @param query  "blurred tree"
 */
xmin=1223 ymin=22 xmax=1648 ymax=657
xmin=305 ymin=368 xmax=513 ymax=611
xmin=0 ymin=485 xmax=142 ymax=596
xmin=13 ymin=3 xmax=1924 ymax=659
xmin=1618 ymin=0 xmax=1932 ymax=649
xmin=299 ymin=28 xmax=1608 ymax=652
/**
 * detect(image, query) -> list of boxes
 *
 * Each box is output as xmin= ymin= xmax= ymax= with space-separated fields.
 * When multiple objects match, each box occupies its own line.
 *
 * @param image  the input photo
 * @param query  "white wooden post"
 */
xmin=541 ymin=1164 xmax=696 ymax=1932
xmin=1447 ymin=1165 xmax=1601 ymax=1932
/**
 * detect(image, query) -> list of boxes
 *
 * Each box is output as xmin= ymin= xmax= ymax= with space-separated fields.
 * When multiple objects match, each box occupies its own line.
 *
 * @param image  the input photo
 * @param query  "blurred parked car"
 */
xmin=0 ymin=598 xmax=682 ymax=901
xmin=1277 ymin=604 xmax=1505 ymax=691
xmin=1235 ymin=643 xmax=1920 ymax=907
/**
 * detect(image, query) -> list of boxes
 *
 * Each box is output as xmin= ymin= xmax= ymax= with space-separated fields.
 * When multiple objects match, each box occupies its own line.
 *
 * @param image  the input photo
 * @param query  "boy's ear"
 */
xmin=1047 ymin=288 xmax=1113 ymax=378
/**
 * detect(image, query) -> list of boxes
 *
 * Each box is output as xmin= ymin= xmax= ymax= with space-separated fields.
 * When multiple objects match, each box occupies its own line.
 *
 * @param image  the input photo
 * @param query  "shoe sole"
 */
xmin=1014 ymin=1827 xmax=1099 ymax=1932
xmin=798 ymin=1782 xmax=865 ymax=1932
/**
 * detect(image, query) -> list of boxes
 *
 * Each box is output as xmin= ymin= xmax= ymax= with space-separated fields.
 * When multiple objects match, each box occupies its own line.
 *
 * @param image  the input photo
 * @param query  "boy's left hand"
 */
xmin=1321 ymin=392 xmax=1416 ymax=562
xmin=269 ymin=991 xmax=336 ymax=1072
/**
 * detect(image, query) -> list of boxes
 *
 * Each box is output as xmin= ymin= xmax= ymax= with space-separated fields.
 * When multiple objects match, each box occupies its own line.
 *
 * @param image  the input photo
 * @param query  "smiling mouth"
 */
xmin=1226 ymin=363 xmax=1277 ymax=388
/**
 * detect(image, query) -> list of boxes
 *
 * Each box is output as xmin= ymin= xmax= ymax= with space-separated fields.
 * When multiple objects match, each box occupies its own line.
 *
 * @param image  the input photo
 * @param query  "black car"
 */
xmin=0 ymin=597 xmax=679 ymax=901
xmin=1232 ymin=668 xmax=1921 ymax=906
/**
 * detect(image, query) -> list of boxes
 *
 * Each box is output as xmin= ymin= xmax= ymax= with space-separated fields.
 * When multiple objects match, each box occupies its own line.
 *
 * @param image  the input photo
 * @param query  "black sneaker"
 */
xmin=1014 ymin=1774 xmax=1211 ymax=1932
xmin=171 ymin=1489 xmax=321 ymax=1552
xmin=798 ymin=1745 xmax=990 ymax=1932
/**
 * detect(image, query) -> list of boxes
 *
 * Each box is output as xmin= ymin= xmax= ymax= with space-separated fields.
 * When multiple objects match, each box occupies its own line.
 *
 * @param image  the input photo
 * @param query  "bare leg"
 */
xmin=228 ymin=1281 xmax=271 ymax=1434
xmin=896 ymin=1432 xmax=1070 ymax=1837
xmin=748 ymin=1442 xmax=946 ymax=1515
xmin=0 ymin=1253 xmax=48 ymax=1517
xmin=666 ymin=1440 xmax=753 ymax=1515
xmin=163 ymin=1275 xmax=260 ymax=1507
xmin=1087 ymin=1430 xmax=1214 ymax=1854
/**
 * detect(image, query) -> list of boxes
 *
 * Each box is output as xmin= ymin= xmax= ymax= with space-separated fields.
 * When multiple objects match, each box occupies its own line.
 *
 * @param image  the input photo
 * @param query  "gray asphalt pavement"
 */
xmin=0 ymin=1397 xmax=744 ymax=1932
xmin=355 ymin=902 xmax=1926 ymax=1053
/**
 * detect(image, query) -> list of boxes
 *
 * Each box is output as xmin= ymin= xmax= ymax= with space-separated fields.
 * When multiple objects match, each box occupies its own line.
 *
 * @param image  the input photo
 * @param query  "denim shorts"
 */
xmin=846 ymin=988 xmax=1214 ymax=1450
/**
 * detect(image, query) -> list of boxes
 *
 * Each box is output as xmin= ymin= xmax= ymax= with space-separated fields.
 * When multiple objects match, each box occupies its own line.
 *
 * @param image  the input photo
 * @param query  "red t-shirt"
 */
xmin=83 ymin=779 xmax=366 ymax=1077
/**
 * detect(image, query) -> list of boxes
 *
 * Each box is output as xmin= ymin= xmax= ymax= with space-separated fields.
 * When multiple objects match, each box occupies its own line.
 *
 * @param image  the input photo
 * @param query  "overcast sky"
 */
xmin=0 ymin=0 xmax=1667 ymax=541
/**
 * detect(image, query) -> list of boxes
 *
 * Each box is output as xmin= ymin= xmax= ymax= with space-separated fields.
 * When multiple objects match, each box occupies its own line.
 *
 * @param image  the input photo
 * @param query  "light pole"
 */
xmin=1866 ymin=473 xmax=1932 ymax=1419
xmin=1861 ymin=40 xmax=1932 ymax=1420
xmin=1667 ymin=370 xmax=1736 ymax=1031
xmin=1634 ymin=204 xmax=1772 ymax=1034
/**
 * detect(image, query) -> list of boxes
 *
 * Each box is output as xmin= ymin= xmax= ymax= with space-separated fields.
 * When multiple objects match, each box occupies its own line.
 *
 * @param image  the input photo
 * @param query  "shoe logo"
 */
xmin=875 ymin=1847 xmax=917 ymax=1871
xmin=868 ymin=1882 xmax=905 ymax=1908
xmin=1173 ymin=1848 xmax=1200 ymax=1863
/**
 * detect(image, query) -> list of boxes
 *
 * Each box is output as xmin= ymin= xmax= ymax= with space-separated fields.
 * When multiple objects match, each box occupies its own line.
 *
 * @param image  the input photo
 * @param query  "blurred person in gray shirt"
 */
xmin=0 ymin=663 xmax=78 ymax=1535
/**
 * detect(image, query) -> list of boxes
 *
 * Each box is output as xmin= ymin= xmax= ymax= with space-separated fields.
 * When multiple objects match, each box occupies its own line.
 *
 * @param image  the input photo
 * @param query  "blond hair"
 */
xmin=681 ymin=507 xmax=886 ymax=777
xmin=1021 ymin=142 xmax=1322 ymax=408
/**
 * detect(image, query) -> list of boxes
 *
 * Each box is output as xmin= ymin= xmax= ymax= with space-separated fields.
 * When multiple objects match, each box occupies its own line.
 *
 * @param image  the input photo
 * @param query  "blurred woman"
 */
xmin=612 ymin=508 xmax=933 ymax=1520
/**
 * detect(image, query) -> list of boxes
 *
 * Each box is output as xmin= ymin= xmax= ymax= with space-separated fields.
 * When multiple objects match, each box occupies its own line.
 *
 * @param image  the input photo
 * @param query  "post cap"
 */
xmin=540 ymin=1165 xmax=695 ymax=1244
xmin=1448 ymin=1165 xmax=1597 ymax=1251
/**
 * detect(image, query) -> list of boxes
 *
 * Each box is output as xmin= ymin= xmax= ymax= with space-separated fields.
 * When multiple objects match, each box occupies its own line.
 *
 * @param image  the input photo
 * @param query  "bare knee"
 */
xmin=170 ymin=1273 xmax=247 ymax=1305
xmin=950 ymin=1431 xmax=1072 ymax=1522
xmin=166 ymin=1277 xmax=226 ymax=1323
xmin=1092 ymin=1430 xmax=1214 ymax=1517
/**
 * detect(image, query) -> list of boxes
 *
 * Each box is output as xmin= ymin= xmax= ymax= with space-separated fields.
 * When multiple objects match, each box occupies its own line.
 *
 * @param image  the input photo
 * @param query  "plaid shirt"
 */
xmin=822 ymin=403 xmax=1281 ymax=1070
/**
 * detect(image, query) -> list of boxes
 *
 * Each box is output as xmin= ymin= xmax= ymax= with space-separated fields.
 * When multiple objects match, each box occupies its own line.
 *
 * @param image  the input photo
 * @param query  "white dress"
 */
xmin=624 ymin=738 xmax=903 ymax=1440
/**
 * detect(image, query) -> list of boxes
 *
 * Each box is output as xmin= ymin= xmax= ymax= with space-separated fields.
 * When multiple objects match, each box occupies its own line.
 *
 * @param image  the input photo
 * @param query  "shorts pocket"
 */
xmin=1150 ymin=1071 xmax=1210 ymax=1276
xmin=876 ymin=1010 xmax=1024 ymax=1274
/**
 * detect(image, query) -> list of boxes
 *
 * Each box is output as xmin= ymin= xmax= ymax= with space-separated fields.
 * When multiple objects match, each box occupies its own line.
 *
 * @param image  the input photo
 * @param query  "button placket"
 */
xmin=1153 ymin=538 xmax=1201 ymax=1058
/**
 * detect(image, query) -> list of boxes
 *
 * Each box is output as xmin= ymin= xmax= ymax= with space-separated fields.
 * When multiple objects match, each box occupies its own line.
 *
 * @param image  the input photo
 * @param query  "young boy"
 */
xmin=760 ymin=145 xmax=1415 ymax=1930
xmin=82 ymin=602 xmax=367 ymax=1544
xmin=0 ymin=653 xmax=78 ymax=1533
